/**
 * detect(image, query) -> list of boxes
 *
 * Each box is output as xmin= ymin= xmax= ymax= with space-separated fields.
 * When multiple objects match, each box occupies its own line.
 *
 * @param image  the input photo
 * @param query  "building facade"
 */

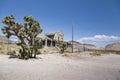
xmin=37 ymin=31 xmax=64 ymax=47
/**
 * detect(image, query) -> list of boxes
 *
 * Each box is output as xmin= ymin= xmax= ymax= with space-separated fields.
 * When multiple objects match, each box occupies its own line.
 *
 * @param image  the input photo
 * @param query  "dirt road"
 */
xmin=0 ymin=53 xmax=120 ymax=80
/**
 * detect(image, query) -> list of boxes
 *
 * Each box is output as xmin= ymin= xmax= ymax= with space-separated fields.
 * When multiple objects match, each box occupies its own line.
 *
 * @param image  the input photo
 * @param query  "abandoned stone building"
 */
xmin=37 ymin=31 xmax=64 ymax=47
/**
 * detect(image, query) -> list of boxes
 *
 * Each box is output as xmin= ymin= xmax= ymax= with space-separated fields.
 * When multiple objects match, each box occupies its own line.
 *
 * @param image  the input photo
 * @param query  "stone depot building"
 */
xmin=36 ymin=31 xmax=64 ymax=47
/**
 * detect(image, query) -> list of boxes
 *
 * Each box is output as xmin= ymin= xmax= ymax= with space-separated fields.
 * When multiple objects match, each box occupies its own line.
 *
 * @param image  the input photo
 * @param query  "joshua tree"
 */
xmin=1 ymin=15 xmax=42 ymax=59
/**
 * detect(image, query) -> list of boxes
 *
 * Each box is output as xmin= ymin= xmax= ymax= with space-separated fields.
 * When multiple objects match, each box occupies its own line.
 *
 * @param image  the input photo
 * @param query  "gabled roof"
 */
xmin=45 ymin=32 xmax=55 ymax=36
xmin=45 ymin=31 xmax=64 ymax=36
xmin=36 ymin=34 xmax=52 ymax=40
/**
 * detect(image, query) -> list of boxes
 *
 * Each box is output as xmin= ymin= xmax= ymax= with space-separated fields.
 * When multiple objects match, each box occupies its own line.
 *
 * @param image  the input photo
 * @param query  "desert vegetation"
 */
xmin=1 ymin=15 xmax=120 ymax=59
xmin=90 ymin=50 xmax=120 ymax=56
xmin=57 ymin=41 xmax=66 ymax=54
xmin=0 ymin=42 xmax=20 ymax=55
xmin=90 ymin=51 xmax=102 ymax=56
xmin=1 ymin=15 xmax=42 ymax=59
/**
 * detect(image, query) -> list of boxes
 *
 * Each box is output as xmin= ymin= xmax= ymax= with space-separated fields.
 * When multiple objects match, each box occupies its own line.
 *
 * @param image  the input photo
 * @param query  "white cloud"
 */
xmin=78 ymin=35 xmax=120 ymax=47
xmin=79 ymin=35 xmax=120 ymax=42
xmin=10 ymin=36 xmax=18 ymax=42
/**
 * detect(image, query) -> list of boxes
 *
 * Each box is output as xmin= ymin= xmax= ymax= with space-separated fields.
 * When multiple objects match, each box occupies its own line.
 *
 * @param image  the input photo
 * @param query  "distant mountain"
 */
xmin=105 ymin=42 xmax=120 ymax=51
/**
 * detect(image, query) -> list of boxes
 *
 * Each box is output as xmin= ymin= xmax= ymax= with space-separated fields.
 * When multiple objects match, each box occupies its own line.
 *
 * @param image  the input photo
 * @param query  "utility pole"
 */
xmin=72 ymin=20 xmax=74 ymax=53
xmin=83 ymin=40 xmax=85 ymax=51
xmin=7 ymin=37 xmax=10 ymax=53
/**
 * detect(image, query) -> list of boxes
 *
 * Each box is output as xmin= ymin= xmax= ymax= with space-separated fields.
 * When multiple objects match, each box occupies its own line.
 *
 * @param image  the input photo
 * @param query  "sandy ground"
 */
xmin=0 ymin=53 xmax=120 ymax=80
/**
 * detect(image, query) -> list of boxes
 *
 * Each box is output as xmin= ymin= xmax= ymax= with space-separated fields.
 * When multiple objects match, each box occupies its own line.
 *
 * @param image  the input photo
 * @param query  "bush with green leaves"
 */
xmin=57 ymin=41 xmax=66 ymax=54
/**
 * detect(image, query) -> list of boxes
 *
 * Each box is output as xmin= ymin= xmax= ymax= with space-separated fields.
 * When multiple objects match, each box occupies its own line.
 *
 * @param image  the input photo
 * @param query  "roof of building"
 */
xmin=36 ymin=34 xmax=52 ymax=40
xmin=45 ymin=32 xmax=55 ymax=36
xmin=45 ymin=31 xmax=64 ymax=36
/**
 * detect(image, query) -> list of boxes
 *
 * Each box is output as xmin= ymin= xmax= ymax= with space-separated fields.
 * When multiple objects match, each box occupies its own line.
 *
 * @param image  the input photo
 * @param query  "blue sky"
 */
xmin=0 ymin=0 xmax=120 ymax=47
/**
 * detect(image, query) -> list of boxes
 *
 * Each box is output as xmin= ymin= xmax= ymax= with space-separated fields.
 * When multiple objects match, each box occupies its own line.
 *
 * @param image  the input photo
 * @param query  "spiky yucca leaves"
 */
xmin=1 ymin=15 xmax=42 ymax=59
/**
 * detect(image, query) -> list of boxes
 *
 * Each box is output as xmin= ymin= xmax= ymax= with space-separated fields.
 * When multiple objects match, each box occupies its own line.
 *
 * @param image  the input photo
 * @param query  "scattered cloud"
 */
xmin=78 ymin=35 xmax=120 ymax=47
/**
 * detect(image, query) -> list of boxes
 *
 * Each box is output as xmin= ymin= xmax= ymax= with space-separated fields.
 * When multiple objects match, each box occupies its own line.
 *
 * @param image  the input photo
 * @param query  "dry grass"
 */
xmin=102 ymin=50 xmax=120 ymax=55
xmin=90 ymin=51 xmax=102 ymax=56
xmin=64 ymin=48 xmax=72 ymax=53
xmin=63 ymin=53 xmax=71 ymax=56
xmin=90 ymin=50 xmax=120 ymax=56
xmin=0 ymin=43 xmax=20 ymax=54
xmin=39 ymin=47 xmax=59 ymax=54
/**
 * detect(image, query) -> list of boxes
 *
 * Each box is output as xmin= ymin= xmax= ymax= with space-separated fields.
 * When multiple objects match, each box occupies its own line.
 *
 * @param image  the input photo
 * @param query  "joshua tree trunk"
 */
xmin=34 ymin=52 xmax=36 ymax=58
xmin=21 ymin=46 xmax=25 ymax=59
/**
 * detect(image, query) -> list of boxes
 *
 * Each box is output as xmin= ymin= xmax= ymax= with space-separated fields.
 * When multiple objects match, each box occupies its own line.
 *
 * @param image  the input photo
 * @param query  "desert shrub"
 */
xmin=7 ymin=50 xmax=16 ymax=55
xmin=64 ymin=48 xmax=72 ymax=53
xmin=43 ymin=50 xmax=46 ymax=53
xmin=37 ymin=50 xmax=41 ymax=54
xmin=64 ymin=50 xmax=71 ymax=53
xmin=0 ymin=42 xmax=4 ymax=50
xmin=100 ymin=50 xmax=120 ymax=55
xmin=90 ymin=50 xmax=120 ymax=55
xmin=0 ymin=51 xmax=5 ymax=54
xmin=90 ymin=51 xmax=101 ymax=56
xmin=57 ymin=41 xmax=66 ymax=54
xmin=0 ymin=47 xmax=2 ymax=50
xmin=0 ymin=42 xmax=4 ymax=45
xmin=63 ymin=53 xmax=70 ymax=56
xmin=112 ymin=51 xmax=120 ymax=55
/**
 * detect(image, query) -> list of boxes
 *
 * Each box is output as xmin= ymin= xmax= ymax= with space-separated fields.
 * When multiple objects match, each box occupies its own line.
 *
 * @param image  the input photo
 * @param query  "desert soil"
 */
xmin=0 ymin=52 xmax=120 ymax=80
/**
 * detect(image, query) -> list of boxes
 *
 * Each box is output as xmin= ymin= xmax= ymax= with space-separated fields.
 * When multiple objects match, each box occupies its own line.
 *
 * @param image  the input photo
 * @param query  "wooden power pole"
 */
xmin=72 ymin=20 xmax=74 ymax=53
